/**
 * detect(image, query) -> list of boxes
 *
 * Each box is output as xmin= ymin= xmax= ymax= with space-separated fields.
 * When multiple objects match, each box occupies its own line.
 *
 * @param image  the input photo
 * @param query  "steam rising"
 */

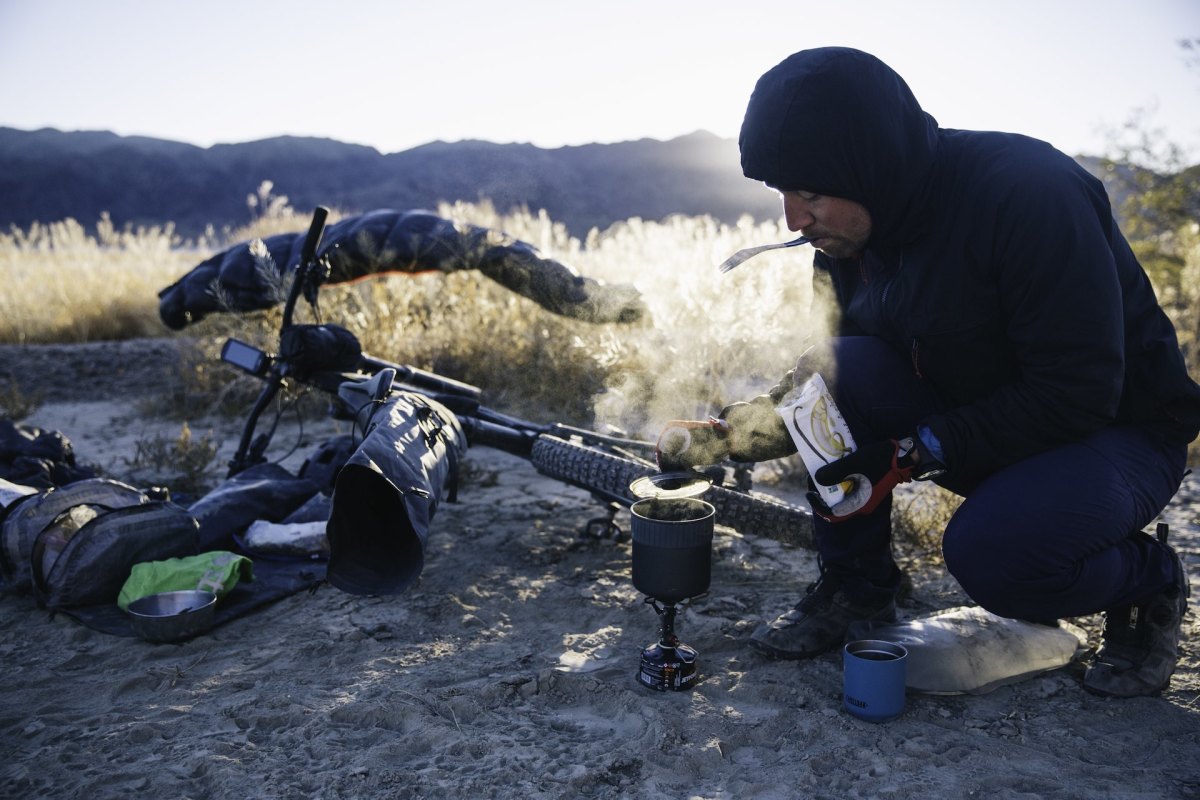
xmin=573 ymin=215 xmax=837 ymax=439
xmin=336 ymin=200 xmax=842 ymax=438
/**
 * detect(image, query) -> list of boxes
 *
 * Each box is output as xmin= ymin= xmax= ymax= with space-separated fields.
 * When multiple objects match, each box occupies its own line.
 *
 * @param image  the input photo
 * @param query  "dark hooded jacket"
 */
xmin=739 ymin=47 xmax=1200 ymax=482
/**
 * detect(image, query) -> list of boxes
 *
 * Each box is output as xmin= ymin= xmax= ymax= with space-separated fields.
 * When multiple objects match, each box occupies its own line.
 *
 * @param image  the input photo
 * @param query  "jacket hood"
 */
xmin=739 ymin=47 xmax=940 ymax=246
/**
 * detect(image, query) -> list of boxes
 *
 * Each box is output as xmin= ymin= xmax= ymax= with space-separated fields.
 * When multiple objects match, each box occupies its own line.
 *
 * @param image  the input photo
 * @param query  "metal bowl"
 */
xmin=125 ymin=590 xmax=218 ymax=643
xmin=628 ymin=471 xmax=713 ymax=500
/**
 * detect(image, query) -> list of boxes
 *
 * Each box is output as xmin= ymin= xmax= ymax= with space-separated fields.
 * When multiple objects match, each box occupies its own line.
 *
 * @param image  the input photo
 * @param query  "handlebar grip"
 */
xmin=282 ymin=206 xmax=331 ymax=330
xmin=299 ymin=206 xmax=330 ymax=266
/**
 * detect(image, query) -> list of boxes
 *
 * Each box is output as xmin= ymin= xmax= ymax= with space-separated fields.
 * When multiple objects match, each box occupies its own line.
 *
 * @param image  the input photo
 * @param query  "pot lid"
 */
xmin=628 ymin=471 xmax=713 ymax=500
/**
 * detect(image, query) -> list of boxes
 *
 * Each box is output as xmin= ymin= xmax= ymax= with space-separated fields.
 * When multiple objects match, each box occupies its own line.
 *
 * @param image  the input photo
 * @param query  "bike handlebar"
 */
xmin=281 ymin=206 xmax=330 ymax=330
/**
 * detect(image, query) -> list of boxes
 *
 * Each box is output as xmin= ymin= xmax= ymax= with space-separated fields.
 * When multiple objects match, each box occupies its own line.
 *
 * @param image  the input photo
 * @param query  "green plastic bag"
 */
xmin=118 ymin=550 xmax=254 ymax=610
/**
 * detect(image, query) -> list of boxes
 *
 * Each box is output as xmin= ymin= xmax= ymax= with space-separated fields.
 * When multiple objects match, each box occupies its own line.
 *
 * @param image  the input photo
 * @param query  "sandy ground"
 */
xmin=2 ymin=341 xmax=1200 ymax=799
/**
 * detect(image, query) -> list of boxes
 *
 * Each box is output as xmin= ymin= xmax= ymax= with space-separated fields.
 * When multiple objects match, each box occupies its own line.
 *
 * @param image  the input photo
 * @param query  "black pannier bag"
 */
xmin=2 ymin=478 xmax=148 ymax=592
xmin=326 ymin=390 xmax=466 ymax=595
xmin=0 ymin=478 xmax=198 ymax=609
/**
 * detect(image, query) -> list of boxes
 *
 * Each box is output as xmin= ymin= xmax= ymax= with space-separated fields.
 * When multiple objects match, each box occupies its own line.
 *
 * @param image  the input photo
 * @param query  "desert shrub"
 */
xmin=891 ymin=482 xmax=964 ymax=562
xmin=0 ymin=382 xmax=42 ymax=421
xmin=123 ymin=422 xmax=221 ymax=498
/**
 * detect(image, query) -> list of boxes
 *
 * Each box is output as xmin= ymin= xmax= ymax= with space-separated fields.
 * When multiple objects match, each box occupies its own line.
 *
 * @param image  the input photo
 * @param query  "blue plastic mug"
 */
xmin=843 ymin=639 xmax=908 ymax=722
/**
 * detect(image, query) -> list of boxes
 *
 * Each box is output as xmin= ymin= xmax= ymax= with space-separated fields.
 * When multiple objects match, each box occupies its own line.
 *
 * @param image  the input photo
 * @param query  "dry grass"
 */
xmin=0 ymin=215 xmax=203 ymax=344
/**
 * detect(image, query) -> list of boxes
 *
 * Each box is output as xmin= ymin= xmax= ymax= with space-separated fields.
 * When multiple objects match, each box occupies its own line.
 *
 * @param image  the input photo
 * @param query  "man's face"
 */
xmin=777 ymin=190 xmax=872 ymax=259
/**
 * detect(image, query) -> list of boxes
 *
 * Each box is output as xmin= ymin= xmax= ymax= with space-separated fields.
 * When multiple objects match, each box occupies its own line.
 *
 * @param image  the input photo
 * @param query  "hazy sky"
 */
xmin=2 ymin=0 xmax=1198 ymax=163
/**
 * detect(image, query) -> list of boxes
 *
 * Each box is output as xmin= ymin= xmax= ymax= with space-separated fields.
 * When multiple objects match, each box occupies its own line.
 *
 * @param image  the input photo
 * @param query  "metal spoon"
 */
xmin=717 ymin=235 xmax=814 ymax=274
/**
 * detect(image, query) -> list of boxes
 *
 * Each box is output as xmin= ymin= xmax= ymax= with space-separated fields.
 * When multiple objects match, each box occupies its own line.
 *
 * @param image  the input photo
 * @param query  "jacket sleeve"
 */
xmin=921 ymin=165 xmax=1125 ymax=478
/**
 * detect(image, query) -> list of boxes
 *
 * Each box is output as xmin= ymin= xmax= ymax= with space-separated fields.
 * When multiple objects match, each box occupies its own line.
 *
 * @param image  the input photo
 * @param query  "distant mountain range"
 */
xmin=0 ymin=127 xmax=787 ymax=238
xmin=0 ymin=126 xmax=1136 ymax=239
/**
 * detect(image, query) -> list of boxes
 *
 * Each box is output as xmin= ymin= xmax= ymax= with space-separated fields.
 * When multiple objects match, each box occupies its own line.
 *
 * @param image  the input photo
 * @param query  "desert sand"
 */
xmin=2 ymin=340 xmax=1199 ymax=799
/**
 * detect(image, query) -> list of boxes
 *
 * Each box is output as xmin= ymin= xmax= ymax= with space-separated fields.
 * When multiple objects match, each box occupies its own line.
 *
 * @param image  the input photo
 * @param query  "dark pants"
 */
xmin=814 ymin=336 xmax=1187 ymax=623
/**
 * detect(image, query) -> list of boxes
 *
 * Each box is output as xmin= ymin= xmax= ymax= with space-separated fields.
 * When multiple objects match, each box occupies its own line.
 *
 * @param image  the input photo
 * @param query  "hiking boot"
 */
xmin=750 ymin=574 xmax=897 ymax=660
xmin=1084 ymin=528 xmax=1190 ymax=698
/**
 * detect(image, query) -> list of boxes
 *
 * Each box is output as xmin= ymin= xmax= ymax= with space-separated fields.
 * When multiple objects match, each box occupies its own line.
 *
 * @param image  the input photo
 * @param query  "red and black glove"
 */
xmin=807 ymin=437 xmax=917 ymax=522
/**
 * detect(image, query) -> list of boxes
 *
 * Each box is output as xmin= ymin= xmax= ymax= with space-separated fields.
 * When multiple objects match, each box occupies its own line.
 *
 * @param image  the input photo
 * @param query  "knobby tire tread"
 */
xmin=530 ymin=436 xmax=813 ymax=548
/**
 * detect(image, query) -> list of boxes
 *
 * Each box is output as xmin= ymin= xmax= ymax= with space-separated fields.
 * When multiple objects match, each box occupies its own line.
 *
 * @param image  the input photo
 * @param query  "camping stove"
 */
xmin=637 ymin=597 xmax=701 ymax=691
xmin=629 ymin=494 xmax=715 ymax=691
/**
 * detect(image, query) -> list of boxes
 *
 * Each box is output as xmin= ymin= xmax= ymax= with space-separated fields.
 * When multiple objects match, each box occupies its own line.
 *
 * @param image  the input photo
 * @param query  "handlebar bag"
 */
xmin=326 ymin=390 xmax=466 ymax=594
xmin=279 ymin=324 xmax=362 ymax=373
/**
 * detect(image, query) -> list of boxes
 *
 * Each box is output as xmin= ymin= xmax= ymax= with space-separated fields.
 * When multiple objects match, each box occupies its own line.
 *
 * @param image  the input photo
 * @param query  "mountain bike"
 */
xmin=218 ymin=206 xmax=814 ymax=548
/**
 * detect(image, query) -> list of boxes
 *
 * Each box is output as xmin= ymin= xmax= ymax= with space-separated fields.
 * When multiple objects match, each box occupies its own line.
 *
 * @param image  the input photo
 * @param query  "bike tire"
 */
xmin=530 ymin=436 xmax=813 ymax=548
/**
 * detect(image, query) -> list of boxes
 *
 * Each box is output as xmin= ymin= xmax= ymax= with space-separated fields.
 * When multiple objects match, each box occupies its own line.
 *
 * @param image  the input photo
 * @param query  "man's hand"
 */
xmin=719 ymin=399 xmax=797 ymax=463
xmin=808 ymin=438 xmax=915 ymax=522
xmin=655 ymin=420 xmax=730 ymax=472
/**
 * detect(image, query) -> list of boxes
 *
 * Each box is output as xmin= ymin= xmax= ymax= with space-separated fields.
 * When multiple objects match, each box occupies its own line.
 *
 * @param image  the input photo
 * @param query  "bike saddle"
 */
xmin=337 ymin=368 xmax=396 ymax=410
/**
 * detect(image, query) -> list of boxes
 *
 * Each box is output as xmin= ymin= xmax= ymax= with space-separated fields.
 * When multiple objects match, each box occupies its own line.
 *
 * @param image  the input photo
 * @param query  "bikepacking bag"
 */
xmin=187 ymin=462 xmax=323 ymax=553
xmin=326 ymin=389 xmax=466 ymax=595
xmin=0 ymin=477 xmax=199 ymax=609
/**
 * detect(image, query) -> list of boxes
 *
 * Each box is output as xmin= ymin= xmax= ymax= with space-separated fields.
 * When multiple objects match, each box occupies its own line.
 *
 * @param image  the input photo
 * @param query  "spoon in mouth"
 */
xmin=717 ymin=235 xmax=814 ymax=274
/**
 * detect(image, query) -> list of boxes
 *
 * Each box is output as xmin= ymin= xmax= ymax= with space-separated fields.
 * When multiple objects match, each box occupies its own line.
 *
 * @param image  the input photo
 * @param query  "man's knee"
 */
xmin=942 ymin=517 xmax=1044 ymax=621
xmin=942 ymin=521 xmax=997 ymax=602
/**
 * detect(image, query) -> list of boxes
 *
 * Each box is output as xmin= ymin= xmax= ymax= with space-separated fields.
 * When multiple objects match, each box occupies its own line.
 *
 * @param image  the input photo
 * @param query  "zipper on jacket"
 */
xmin=911 ymin=338 xmax=923 ymax=378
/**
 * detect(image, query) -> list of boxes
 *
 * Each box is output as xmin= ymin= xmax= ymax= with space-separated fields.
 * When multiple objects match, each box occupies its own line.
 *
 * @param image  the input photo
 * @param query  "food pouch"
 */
xmin=776 ymin=374 xmax=856 ymax=505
